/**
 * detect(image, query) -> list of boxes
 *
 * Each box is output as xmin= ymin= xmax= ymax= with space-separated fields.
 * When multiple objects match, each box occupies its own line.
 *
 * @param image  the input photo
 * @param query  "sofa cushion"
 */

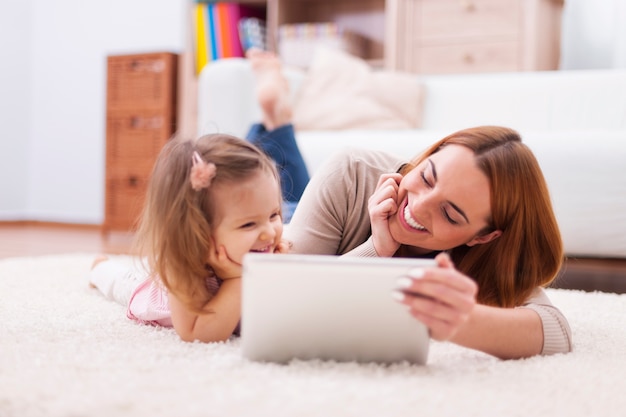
xmin=419 ymin=69 xmax=626 ymax=131
xmin=292 ymin=48 xmax=424 ymax=130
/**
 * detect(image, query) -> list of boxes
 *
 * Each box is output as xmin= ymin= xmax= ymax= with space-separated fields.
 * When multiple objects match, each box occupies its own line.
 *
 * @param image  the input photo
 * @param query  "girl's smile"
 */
xmin=211 ymin=170 xmax=283 ymax=263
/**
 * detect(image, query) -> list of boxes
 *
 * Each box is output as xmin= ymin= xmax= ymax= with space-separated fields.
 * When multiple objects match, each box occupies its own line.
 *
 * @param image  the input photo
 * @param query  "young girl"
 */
xmin=89 ymin=133 xmax=288 ymax=342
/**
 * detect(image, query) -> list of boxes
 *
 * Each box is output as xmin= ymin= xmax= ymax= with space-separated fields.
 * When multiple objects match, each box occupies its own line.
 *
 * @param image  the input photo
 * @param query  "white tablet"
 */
xmin=241 ymin=253 xmax=434 ymax=365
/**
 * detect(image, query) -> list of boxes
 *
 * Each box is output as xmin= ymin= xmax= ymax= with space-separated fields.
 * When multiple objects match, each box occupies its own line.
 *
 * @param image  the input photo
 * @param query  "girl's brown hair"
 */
xmin=133 ymin=133 xmax=281 ymax=313
xmin=400 ymin=126 xmax=563 ymax=307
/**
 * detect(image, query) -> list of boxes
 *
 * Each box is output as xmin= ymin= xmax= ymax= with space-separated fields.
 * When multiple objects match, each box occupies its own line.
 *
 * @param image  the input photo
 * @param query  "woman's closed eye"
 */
xmin=420 ymin=170 xmax=433 ymax=188
xmin=420 ymin=163 xmax=463 ymax=226
xmin=442 ymin=207 xmax=459 ymax=225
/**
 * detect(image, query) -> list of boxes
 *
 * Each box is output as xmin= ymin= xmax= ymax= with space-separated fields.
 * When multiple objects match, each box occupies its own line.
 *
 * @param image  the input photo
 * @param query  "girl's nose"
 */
xmin=259 ymin=224 xmax=276 ymax=241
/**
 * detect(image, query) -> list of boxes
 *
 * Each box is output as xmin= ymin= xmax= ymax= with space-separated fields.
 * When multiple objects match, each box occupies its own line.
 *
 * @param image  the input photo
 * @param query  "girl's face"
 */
xmin=389 ymin=144 xmax=499 ymax=253
xmin=211 ymin=170 xmax=283 ymax=264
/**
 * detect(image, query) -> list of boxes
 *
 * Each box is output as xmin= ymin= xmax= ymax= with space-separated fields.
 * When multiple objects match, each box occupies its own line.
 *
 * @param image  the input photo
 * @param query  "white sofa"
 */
xmin=197 ymin=58 xmax=626 ymax=259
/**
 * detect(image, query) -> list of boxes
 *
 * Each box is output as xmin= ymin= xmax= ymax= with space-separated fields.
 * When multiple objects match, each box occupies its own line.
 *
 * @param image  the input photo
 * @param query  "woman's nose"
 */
xmin=410 ymin=188 xmax=437 ymax=214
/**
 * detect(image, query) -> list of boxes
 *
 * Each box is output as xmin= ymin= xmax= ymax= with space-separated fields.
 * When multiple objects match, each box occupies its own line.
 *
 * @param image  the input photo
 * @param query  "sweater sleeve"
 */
xmin=285 ymin=147 xmax=405 ymax=256
xmin=343 ymin=236 xmax=380 ymax=257
xmin=518 ymin=288 xmax=573 ymax=355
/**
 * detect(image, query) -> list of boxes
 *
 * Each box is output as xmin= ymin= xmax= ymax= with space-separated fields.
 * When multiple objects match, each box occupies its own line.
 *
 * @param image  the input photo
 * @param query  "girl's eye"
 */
xmin=271 ymin=212 xmax=281 ymax=220
xmin=240 ymin=222 xmax=255 ymax=229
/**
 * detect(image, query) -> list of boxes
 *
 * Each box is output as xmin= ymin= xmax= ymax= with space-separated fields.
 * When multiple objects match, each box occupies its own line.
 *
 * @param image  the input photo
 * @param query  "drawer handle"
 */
xmin=460 ymin=0 xmax=476 ymax=12
xmin=149 ymin=116 xmax=164 ymax=128
xmin=129 ymin=116 xmax=163 ymax=129
xmin=130 ymin=117 xmax=142 ymax=128
xmin=128 ymin=176 xmax=139 ymax=187
xmin=128 ymin=59 xmax=165 ymax=73
xmin=463 ymin=54 xmax=475 ymax=64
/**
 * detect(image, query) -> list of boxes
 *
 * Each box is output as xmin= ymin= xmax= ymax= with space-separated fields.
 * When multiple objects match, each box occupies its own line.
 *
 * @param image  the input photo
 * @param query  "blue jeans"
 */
xmin=246 ymin=123 xmax=310 ymax=222
xmin=281 ymin=201 xmax=298 ymax=224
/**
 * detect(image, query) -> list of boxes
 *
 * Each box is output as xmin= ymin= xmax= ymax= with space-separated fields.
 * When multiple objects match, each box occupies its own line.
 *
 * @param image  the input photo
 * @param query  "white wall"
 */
xmin=0 ymin=0 xmax=187 ymax=223
xmin=0 ymin=0 xmax=32 ymax=218
xmin=560 ymin=0 xmax=626 ymax=70
xmin=1 ymin=0 xmax=623 ymax=225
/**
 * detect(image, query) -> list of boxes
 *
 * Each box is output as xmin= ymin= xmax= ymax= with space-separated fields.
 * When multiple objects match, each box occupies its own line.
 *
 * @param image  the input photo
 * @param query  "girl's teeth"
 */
xmin=251 ymin=246 xmax=271 ymax=253
xmin=404 ymin=206 xmax=426 ymax=231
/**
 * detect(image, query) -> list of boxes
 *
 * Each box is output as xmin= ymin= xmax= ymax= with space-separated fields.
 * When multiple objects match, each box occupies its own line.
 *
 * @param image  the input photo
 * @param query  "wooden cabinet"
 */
xmin=104 ymin=52 xmax=178 ymax=232
xmin=266 ymin=0 xmax=563 ymax=73
xmin=386 ymin=0 xmax=564 ymax=73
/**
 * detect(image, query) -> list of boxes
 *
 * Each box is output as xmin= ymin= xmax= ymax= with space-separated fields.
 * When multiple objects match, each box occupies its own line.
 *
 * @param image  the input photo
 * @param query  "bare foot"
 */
xmin=246 ymin=48 xmax=292 ymax=130
xmin=89 ymin=255 xmax=109 ymax=288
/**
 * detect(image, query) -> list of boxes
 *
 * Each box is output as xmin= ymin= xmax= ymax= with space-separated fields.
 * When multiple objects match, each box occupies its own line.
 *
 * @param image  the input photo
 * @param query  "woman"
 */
xmin=246 ymin=50 xmax=572 ymax=359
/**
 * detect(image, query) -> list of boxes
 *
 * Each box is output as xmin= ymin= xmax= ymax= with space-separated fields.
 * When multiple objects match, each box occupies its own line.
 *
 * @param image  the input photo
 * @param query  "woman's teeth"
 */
xmin=404 ymin=206 xmax=426 ymax=231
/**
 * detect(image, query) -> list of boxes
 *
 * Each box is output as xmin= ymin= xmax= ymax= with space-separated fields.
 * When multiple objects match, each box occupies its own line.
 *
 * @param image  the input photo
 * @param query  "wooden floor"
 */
xmin=0 ymin=222 xmax=135 ymax=259
xmin=1 ymin=222 xmax=625 ymax=294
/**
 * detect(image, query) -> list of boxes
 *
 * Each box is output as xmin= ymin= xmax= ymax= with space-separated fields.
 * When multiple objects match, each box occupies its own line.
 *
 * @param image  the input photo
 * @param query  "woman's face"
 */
xmin=389 ymin=144 xmax=497 ymax=252
xmin=211 ymin=170 xmax=283 ymax=264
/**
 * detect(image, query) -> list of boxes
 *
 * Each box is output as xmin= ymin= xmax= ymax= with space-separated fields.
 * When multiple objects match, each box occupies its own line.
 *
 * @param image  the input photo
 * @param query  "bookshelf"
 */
xmin=178 ymin=0 xmax=386 ymax=137
xmin=178 ymin=0 xmax=268 ymax=139
xmin=269 ymin=0 xmax=386 ymax=65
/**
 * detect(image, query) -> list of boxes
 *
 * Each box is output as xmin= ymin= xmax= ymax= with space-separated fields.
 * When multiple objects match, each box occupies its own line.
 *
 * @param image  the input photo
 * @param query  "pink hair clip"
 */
xmin=190 ymin=151 xmax=217 ymax=191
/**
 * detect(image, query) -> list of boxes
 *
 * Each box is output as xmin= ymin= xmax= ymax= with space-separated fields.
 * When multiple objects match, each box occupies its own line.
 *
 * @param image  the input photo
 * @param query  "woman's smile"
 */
xmin=402 ymin=203 xmax=428 ymax=232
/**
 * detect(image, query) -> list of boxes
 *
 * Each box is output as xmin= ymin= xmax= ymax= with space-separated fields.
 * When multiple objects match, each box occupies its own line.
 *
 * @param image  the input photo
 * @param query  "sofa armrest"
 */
xmin=197 ymin=58 xmax=305 ymax=138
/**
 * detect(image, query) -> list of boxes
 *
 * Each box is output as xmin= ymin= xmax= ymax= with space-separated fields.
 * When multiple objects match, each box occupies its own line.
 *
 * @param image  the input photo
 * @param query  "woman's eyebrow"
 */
xmin=430 ymin=159 xmax=470 ymax=224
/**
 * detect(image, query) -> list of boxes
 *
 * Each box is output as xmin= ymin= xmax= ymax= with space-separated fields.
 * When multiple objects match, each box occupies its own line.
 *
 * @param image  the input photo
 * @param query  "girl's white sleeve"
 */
xmin=88 ymin=257 xmax=149 ymax=307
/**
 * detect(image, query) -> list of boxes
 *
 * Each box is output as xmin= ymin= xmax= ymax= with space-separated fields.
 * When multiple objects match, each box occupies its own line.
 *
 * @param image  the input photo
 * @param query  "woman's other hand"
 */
xmin=394 ymin=252 xmax=477 ymax=341
xmin=368 ymin=173 xmax=403 ymax=257
xmin=274 ymin=239 xmax=292 ymax=254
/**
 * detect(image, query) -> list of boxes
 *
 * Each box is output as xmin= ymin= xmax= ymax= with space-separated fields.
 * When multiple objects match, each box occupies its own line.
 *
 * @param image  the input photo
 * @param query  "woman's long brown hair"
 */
xmin=400 ymin=126 xmax=563 ymax=307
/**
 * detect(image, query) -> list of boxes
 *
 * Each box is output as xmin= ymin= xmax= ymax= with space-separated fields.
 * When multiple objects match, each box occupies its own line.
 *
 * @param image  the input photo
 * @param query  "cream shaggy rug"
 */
xmin=1 ymin=254 xmax=625 ymax=417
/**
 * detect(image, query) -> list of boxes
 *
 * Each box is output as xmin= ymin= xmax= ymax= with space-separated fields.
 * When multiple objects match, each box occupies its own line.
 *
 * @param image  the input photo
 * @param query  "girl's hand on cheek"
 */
xmin=368 ymin=173 xmax=403 ymax=257
xmin=207 ymin=239 xmax=242 ymax=280
xmin=394 ymin=252 xmax=477 ymax=341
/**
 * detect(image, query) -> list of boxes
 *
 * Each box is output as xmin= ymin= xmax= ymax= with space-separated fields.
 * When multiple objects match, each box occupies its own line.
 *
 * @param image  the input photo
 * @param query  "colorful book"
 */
xmin=226 ymin=2 xmax=244 ymax=57
xmin=216 ymin=3 xmax=233 ymax=57
xmin=194 ymin=3 xmax=209 ymax=74
xmin=207 ymin=3 xmax=219 ymax=60
xmin=193 ymin=2 xmax=266 ymax=73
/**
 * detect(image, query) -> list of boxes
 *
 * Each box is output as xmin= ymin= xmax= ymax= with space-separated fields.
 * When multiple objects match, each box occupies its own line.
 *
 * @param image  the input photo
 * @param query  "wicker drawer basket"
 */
xmin=103 ymin=52 xmax=178 ymax=233
xmin=106 ymin=53 xmax=178 ymax=112
xmin=105 ymin=176 xmax=148 ymax=231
